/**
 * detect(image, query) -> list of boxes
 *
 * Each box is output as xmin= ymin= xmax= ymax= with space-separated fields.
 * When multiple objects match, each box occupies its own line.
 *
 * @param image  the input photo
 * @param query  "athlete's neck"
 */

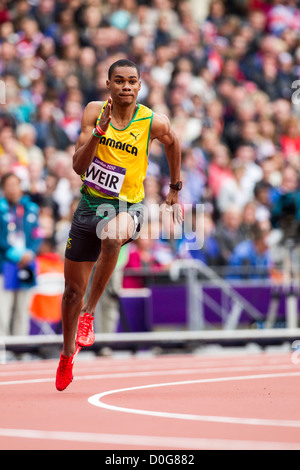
xmin=110 ymin=103 xmax=137 ymax=129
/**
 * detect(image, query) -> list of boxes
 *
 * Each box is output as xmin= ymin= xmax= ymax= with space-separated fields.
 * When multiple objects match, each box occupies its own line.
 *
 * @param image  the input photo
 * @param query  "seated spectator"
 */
xmin=178 ymin=208 xmax=222 ymax=266
xmin=34 ymin=172 xmax=60 ymax=222
xmin=280 ymin=116 xmax=300 ymax=161
xmin=271 ymin=98 xmax=292 ymax=135
xmin=193 ymin=127 xmax=220 ymax=162
xmin=267 ymin=1 xmax=300 ymax=37
xmin=38 ymin=203 xmax=56 ymax=241
xmin=270 ymin=164 xmax=300 ymax=242
xmin=216 ymin=159 xmax=252 ymax=213
xmin=59 ymin=99 xmax=82 ymax=144
xmin=256 ymin=117 xmax=278 ymax=159
xmin=259 ymin=153 xmax=282 ymax=189
xmin=253 ymin=180 xmax=273 ymax=222
xmin=270 ymin=164 xmax=300 ymax=204
xmin=226 ymin=222 xmax=273 ymax=280
xmin=238 ymin=120 xmax=260 ymax=148
xmin=1 ymin=73 xmax=36 ymax=123
xmin=204 ymin=98 xmax=225 ymax=137
xmin=234 ymin=143 xmax=263 ymax=196
xmin=207 ymin=143 xmax=233 ymax=199
xmin=206 ymin=0 xmax=227 ymax=28
xmin=240 ymin=200 xmax=257 ymax=238
xmin=0 ymin=125 xmax=29 ymax=170
xmin=256 ymin=55 xmax=282 ymax=101
xmin=24 ymin=160 xmax=46 ymax=200
xmin=32 ymin=100 xmax=70 ymax=150
xmin=180 ymin=147 xmax=207 ymax=205
xmin=277 ymin=51 xmax=297 ymax=100
xmin=222 ymin=94 xmax=257 ymax=153
xmin=15 ymin=123 xmax=45 ymax=166
xmin=47 ymin=150 xmax=75 ymax=218
xmin=214 ymin=205 xmax=245 ymax=265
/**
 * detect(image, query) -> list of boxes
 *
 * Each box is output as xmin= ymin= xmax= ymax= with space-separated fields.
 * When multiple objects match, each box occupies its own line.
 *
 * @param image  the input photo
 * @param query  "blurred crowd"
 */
xmin=1 ymin=0 xmax=300 ymax=300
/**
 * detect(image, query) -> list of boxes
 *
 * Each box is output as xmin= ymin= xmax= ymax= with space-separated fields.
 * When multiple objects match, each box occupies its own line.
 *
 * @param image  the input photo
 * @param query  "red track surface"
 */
xmin=1 ymin=349 xmax=300 ymax=450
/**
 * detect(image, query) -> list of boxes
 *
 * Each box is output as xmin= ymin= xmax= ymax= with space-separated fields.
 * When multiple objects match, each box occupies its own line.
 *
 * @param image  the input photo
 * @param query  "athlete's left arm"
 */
xmin=150 ymin=113 xmax=183 ymax=224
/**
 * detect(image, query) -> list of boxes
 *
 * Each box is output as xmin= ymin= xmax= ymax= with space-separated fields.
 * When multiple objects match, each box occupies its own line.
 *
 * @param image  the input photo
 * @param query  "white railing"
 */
xmin=169 ymin=258 xmax=298 ymax=330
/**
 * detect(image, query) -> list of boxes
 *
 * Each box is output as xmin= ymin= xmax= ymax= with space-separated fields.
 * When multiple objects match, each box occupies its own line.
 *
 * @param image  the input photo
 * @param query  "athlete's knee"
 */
xmin=63 ymin=282 xmax=85 ymax=305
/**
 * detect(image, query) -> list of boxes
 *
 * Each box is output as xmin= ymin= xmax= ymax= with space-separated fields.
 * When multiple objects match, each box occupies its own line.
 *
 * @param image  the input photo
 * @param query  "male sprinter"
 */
xmin=56 ymin=59 xmax=183 ymax=391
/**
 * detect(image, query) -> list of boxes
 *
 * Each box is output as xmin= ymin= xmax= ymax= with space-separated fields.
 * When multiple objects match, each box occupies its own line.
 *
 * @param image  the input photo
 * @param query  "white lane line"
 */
xmin=0 ymin=363 xmax=298 ymax=386
xmin=0 ymin=351 xmax=292 ymax=372
xmin=0 ymin=351 xmax=293 ymax=380
xmin=88 ymin=371 xmax=300 ymax=428
xmin=0 ymin=428 xmax=299 ymax=450
xmin=0 ymin=360 xmax=296 ymax=379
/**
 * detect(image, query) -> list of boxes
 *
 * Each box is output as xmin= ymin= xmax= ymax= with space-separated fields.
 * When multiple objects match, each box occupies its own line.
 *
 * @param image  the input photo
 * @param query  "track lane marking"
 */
xmin=0 ymin=364 xmax=298 ymax=386
xmin=0 ymin=428 xmax=300 ymax=450
xmin=88 ymin=371 xmax=300 ymax=428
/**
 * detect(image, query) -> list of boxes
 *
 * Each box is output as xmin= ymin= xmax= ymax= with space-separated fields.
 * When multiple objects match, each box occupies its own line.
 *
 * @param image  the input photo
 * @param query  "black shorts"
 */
xmin=65 ymin=194 xmax=144 ymax=262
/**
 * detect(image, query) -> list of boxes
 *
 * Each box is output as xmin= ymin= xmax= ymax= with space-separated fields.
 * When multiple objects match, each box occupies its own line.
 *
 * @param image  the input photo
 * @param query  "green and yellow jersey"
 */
xmin=81 ymin=102 xmax=153 ymax=204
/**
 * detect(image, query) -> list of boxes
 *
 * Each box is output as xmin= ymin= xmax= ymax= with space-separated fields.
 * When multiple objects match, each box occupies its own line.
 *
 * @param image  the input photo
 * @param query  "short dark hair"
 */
xmin=108 ymin=59 xmax=140 ymax=80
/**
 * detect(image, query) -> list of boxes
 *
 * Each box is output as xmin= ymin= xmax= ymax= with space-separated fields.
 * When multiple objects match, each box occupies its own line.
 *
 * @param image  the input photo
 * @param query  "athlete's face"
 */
xmin=106 ymin=66 xmax=141 ymax=105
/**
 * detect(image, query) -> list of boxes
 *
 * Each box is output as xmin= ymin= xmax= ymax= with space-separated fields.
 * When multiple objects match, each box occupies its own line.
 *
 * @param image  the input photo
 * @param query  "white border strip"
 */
xmin=0 ymin=428 xmax=299 ymax=450
xmin=1 ymin=364 xmax=298 ymax=387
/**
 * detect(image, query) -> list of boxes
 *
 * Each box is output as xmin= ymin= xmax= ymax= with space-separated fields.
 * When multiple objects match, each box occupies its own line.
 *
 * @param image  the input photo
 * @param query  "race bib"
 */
xmin=84 ymin=157 xmax=126 ymax=197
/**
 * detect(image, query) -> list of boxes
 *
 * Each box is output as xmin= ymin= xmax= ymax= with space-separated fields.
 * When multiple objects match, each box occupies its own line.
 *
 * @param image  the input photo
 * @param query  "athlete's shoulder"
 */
xmin=81 ymin=101 xmax=105 ymax=127
xmin=150 ymin=111 xmax=171 ymax=138
xmin=84 ymin=100 xmax=105 ymax=116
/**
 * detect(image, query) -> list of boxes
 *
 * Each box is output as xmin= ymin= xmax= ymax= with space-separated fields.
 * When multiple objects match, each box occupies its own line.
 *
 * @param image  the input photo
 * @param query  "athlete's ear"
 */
xmin=106 ymin=80 xmax=110 ymax=89
xmin=138 ymin=80 xmax=141 ymax=91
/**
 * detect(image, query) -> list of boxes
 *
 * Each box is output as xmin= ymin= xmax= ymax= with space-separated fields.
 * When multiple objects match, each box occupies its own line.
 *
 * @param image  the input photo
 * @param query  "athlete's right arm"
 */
xmin=72 ymin=101 xmax=102 ymax=175
xmin=73 ymin=99 xmax=112 ymax=175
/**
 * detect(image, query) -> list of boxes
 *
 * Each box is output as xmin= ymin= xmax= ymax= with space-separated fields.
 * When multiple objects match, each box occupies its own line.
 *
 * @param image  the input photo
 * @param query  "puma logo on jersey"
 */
xmin=130 ymin=132 xmax=140 ymax=141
